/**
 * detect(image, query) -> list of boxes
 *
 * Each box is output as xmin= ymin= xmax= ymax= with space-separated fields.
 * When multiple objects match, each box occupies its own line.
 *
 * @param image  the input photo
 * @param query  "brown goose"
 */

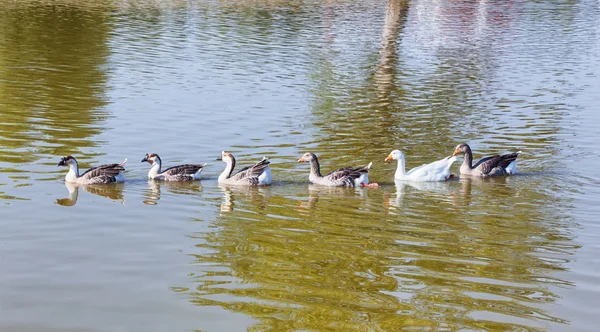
xmin=452 ymin=143 xmax=521 ymax=177
xmin=141 ymin=153 xmax=206 ymax=181
xmin=58 ymin=156 xmax=127 ymax=184
xmin=217 ymin=151 xmax=272 ymax=186
xmin=297 ymin=152 xmax=378 ymax=187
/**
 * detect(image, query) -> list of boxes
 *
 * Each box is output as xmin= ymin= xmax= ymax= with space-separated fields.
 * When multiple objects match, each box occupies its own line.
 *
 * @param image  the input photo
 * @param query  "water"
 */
xmin=1 ymin=0 xmax=599 ymax=330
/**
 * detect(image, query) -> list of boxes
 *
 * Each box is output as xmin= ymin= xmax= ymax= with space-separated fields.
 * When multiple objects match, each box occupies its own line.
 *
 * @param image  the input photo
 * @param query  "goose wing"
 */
xmin=474 ymin=153 xmax=519 ymax=175
xmin=230 ymin=158 xmax=270 ymax=181
xmin=81 ymin=163 xmax=125 ymax=180
xmin=161 ymin=164 xmax=205 ymax=176
xmin=325 ymin=163 xmax=371 ymax=181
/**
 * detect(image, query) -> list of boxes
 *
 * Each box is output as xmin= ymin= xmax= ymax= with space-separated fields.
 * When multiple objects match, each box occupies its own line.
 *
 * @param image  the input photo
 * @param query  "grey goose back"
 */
xmin=452 ymin=143 xmax=521 ymax=177
xmin=142 ymin=153 xmax=206 ymax=181
xmin=58 ymin=156 xmax=127 ymax=184
xmin=217 ymin=151 xmax=272 ymax=186
xmin=297 ymin=152 xmax=378 ymax=187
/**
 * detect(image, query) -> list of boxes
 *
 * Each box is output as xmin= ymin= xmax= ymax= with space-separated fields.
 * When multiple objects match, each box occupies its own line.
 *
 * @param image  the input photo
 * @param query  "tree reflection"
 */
xmin=0 ymin=2 xmax=112 ymax=163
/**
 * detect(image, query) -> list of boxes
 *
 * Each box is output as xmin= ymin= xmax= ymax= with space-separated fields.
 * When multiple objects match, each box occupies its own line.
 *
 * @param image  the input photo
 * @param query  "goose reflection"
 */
xmin=297 ymin=184 xmax=371 ymax=212
xmin=143 ymin=180 xmax=202 ymax=205
xmin=218 ymin=184 xmax=271 ymax=213
xmin=450 ymin=176 xmax=522 ymax=207
xmin=56 ymin=182 xmax=125 ymax=206
xmin=385 ymin=180 xmax=456 ymax=210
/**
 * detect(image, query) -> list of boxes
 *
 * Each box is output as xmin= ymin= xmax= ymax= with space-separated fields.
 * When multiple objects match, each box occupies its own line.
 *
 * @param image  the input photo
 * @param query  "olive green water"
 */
xmin=1 ymin=0 xmax=599 ymax=331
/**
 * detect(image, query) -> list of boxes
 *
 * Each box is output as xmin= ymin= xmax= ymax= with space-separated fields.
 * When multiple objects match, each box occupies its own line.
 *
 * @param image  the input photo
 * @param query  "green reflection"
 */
xmin=182 ymin=175 xmax=574 ymax=330
xmin=0 ymin=1 xmax=112 ymax=163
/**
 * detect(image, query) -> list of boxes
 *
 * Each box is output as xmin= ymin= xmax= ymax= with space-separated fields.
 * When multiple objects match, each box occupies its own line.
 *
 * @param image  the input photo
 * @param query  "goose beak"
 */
xmin=216 ymin=156 xmax=223 ymax=161
xmin=384 ymin=154 xmax=393 ymax=162
xmin=452 ymin=148 xmax=460 ymax=156
xmin=57 ymin=161 xmax=65 ymax=167
xmin=141 ymin=157 xmax=148 ymax=163
xmin=297 ymin=157 xmax=305 ymax=162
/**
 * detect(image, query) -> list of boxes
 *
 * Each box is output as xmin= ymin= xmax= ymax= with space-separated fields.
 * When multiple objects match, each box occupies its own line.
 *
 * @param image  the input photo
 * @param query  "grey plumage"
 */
xmin=298 ymin=152 xmax=372 ymax=187
xmin=453 ymin=143 xmax=521 ymax=177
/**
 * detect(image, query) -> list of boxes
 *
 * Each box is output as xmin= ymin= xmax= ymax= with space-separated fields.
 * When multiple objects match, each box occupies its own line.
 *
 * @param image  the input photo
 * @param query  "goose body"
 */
xmin=452 ymin=143 xmax=521 ymax=177
xmin=217 ymin=151 xmax=272 ymax=186
xmin=297 ymin=152 xmax=377 ymax=187
xmin=385 ymin=150 xmax=456 ymax=181
xmin=58 ymin=156 xmax=127 ymax=184
xmin=142 ymin=153 xmax=206 ymax=181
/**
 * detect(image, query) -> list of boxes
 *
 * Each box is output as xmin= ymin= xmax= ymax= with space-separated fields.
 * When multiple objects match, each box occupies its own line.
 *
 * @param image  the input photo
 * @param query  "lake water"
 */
xmin=1 ymin=0 xmax=599 ymax=331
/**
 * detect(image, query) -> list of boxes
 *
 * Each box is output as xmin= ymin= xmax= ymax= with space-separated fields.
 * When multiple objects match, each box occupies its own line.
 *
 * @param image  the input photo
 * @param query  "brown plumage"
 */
xmin=453 ymin=143 xmax=521 ymax=177
xmin=297 ymin=152 xmax=375 ymax=187
xmin=217 ymin=152 xmax=272 ymax=186
xmin=58 ymin=156 xmax=127 ymax=184
xmin=142 ymin=153 xmax=206 ymax=181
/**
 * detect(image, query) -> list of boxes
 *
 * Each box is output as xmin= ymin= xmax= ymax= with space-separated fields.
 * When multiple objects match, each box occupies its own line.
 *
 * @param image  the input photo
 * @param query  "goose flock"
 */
xmin=57 ymin=143 xmax=522 ymax=186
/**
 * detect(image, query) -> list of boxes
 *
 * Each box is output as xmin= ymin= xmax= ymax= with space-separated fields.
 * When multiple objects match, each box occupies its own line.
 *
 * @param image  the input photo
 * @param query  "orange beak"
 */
xmin=452 ymin=148 xmax=460 ymax=156
xmin=297 ymin=157 xmax=305 ymax=162
xmin=384 ymin=154 xmax=393 ymax=162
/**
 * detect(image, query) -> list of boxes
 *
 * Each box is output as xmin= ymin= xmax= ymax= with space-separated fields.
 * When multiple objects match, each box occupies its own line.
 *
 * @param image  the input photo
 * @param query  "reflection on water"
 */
xmin=297 ymin=184 xmax=372 ymax=212
xmin=184 ymin=174 xmax=575 ymax=330
xmin=143 ymin=180 xmax=203 ymax=205
xmin=0 ymin=0 xmax=598 ymax=331
xmin=56 ymin=182 xmax=125 ymax=206
xmin=385 ymin=179 xmax=456 ymax=210
xmin=0 ymin=2 xmax=111 ymax=165
xmin=218 ymin=184 xmax=272 ymax=214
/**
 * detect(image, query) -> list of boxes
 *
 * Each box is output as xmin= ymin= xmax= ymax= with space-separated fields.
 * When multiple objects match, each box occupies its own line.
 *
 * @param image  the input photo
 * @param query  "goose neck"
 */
xmin=219 ymin=158 xmax=236 ymax=182
xmin=463 ymin=146 xmax=474 ymax=169
xmin=309 ymin=157 xmax=322 ymax=178
xmin=395 ymin=156 xmax=407 ymax=176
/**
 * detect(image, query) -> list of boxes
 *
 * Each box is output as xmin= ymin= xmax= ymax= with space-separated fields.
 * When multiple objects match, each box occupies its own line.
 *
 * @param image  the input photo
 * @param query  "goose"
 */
xmin=141 ymin=153 xmax=206 ymax=181
xmin=384 ymin=150 xmax=456 ymax=181
xmin=217 ymin=151 xmax=272 ymax=186
xmin=452 ymin=143 xmax=521 ymax=177
xmin=58 ymin=156 xmax=127 ymax=184
xmin=297 ymin=152 xmax=378 ymax=187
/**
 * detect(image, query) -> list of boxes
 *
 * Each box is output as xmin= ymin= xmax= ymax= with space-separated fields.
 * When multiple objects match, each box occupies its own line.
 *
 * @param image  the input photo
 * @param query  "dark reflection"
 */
xmin=450 ymin=175 xmax=528 ymax=207
xmin=142 ymin=180 xmax=203 ymax=205
xmin=0 ymin=2 xmax=112 ymax=164
xmin=56 ymin=182 xmax=125 ymax=206
xmin=218 ymin=184 xmax=271 ymax=214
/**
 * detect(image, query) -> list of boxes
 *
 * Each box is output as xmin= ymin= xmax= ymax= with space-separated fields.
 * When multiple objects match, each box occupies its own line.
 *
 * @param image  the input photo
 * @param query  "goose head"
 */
xmin=385 ymin=150 xmax=404 ymax=162
xmin=297 ymin=152 xmax=317 ymax=163
xmin=217 ymin=151 xmax=235 ymax=163
xmin=142 ymin=153 xmax=161 ymax=165
xmin=58 ymin=155 xmax=77 ymax=167
xmin=452 ymin=143 xmax=470 ymax=156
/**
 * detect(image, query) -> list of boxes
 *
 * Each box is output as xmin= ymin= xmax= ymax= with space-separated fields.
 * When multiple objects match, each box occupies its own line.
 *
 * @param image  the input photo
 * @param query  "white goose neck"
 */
xmin=65 ymin=161 xmax=80 ymax=182
xmin=218 ymin=159 xmax=234 ymax=182
xmin=148 ymin=161 xmax=161 ymax=178
xmin=395 ymin=155 xmax=407 ymax=177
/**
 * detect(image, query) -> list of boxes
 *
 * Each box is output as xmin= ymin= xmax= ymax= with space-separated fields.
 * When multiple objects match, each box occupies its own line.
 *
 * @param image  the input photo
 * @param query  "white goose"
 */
xmin=141 ymin=153 xmax=206 ymax=181
xmin=58 ymin=156 xmax=127 ymax=184
xmin=217 ymin=151 xmax=272 ymax=186
xmin=385 ymin=150 xmax=456 ymax=181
